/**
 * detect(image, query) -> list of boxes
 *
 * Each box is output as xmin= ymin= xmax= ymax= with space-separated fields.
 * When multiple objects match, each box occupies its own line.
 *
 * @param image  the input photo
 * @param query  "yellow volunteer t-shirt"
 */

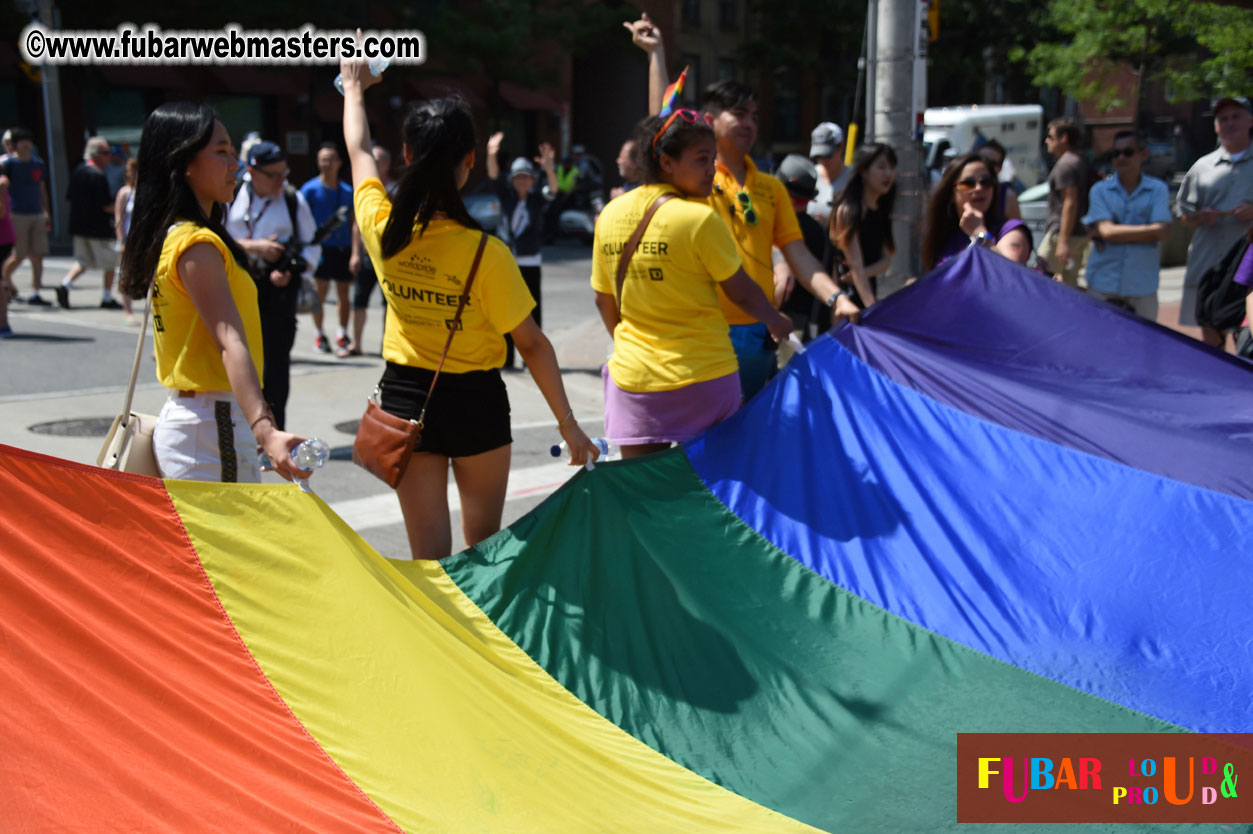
xmin=152 ymin=222 xmax=264 ymax=391
xmin=355 ymin=178 xmax=535 ymax=372
xmin=705 ymin=156 xmax=803 ymax=325
xmin=591 ymin=184 xmax=741 ymax=393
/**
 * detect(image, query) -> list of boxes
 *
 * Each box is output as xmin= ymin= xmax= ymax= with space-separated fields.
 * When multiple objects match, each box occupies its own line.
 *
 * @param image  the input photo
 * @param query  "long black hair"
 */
xmin=381 ymin=96 xmax=477 ymax=258
xmin=921 ymin=153 xmax=1002 ymax=271
xmin=120 ymin=102 xmax=246 ymax=299
xmin=629 ymin=113 xmax=715 ymax=186
xmin=830 ymin=142 xmax=898 ymax=255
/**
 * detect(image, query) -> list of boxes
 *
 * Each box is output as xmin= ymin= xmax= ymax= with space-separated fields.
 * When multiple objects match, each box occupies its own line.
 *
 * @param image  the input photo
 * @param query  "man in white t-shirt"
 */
xmin=807 ymin=122 xmax=852 ymax=228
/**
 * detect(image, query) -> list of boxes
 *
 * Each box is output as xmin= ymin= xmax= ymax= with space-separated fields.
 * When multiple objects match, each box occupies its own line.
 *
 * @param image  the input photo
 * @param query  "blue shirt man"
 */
xmin=299 ymin=142 xmax=360 ymax=353
xmin=1081 ymin=130 xmax=1172 ymax=320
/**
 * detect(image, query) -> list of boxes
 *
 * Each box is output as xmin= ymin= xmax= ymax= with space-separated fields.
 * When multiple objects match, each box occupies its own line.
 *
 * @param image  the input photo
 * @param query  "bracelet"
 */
xmin=249 ymin=407 xmax=275 ymax=433
xmin=558 ymin=409 xmax=576 ymax=428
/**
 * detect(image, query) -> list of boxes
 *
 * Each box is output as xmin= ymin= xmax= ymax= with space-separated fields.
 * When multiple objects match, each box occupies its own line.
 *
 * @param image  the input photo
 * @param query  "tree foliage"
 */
xmin=1015 ymin=0 xmax=1253 ymax=112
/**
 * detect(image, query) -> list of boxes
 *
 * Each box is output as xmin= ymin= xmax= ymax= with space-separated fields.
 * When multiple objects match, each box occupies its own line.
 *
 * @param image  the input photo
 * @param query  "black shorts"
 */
xmin=315 ymin=246 xmax=353 ymax=282
xmin=377 ymin=362 xmax=511 ymax=458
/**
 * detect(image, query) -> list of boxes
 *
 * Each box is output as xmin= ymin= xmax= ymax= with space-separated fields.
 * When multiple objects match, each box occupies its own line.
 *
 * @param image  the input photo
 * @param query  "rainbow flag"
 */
xmin=659 ymin=65 xmax=689 ymax=117
xmin=2 ymin=247 xmax=1252 ymax=832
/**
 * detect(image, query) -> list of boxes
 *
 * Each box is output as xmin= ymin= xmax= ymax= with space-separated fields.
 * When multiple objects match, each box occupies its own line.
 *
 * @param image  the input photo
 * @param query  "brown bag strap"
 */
xmin=416 ymin=231 xmax=488 ymax=427
xmin=615 ymin=193 xmax=675 ymax=311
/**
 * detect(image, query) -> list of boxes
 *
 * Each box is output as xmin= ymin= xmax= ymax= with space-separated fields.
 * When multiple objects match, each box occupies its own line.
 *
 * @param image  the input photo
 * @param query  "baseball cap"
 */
xmin=1214 ymin=96 xmax=1252 ymax=115
xmin=509 ymin=157 xmax=537 ymax=180
xmin=248 ymin=140 xmax=285 ymax=168
xmin=776 ymin=154 xmax=818 ymax=200
xmin=809 ymin=122 xmax=845 ymax=158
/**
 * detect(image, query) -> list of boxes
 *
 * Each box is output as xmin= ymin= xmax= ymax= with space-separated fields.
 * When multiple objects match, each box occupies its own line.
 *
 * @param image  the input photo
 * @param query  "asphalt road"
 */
xmin=0 ymin=242 xmax=612 ymax=559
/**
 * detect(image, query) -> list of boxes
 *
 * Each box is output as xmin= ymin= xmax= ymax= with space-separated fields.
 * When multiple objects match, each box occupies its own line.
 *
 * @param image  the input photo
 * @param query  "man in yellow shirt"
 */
xmin=626 ymin=14 xmax=860 ymax=400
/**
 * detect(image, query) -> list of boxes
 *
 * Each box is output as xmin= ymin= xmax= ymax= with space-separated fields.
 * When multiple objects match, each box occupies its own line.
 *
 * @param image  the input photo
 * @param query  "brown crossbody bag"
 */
xmin=614 ymin=193 xmax=675 ymax=311
xmin=352 ymin=232 xmax=488 ymax=488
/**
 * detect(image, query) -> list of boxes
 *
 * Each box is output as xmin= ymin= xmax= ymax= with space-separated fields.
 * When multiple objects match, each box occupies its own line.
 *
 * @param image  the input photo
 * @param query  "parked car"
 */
xmin=463 ymin=181 xmax=502 ymax=235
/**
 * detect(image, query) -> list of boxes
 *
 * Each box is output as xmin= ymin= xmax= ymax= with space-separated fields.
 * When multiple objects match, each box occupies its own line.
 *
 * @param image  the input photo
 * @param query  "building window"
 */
xmin=682 ymin=0 xmax=701 ymax=28
xmin=773 ymin=68 xmax=800 ymax=143
xmin=720 ymin=0 xmax=737 ymax=30
xmin=718 ymin=58 xmax=735 ymax=82
xmin=679 ymin=55 xmax=702 ymax=107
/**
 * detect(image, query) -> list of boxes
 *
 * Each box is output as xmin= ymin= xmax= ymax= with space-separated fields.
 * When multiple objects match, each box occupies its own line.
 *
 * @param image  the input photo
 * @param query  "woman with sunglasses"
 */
xmin=921 ymin=153 xmax=1031 ymax=271
xmin=120 ymin=102 xmax=309 ymax=484
xmin=591 ymin=109 xmax=791 ymax=459
xmin=339 ymin=51 xmax=597 ymax=560
xmin=826 ymin=143 xmax=898 ymax=312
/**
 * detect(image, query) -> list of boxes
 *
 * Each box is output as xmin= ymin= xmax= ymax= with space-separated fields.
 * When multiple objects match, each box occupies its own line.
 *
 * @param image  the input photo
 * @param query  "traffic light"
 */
xmin=928 ymin=0 xmax=939 ymax=41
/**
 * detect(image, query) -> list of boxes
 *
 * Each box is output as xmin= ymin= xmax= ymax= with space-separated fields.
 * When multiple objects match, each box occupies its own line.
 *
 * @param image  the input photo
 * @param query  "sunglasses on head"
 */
xmin=1112 ymin=147 xmax=1139 ymax=159
xmin=651 ymin=109 xmax=713 ymax=149
xmin=956 ymin=175 xmax=995 ymax=191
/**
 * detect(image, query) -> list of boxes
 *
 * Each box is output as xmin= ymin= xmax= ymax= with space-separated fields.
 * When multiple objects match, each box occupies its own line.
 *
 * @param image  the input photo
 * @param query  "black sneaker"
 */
xmin=314 ymin=333 xmax=331 ymax=353
xmin=55 ymin=286 xmax=70 ymax=309
xmin=27 ymin=295 xmax=50 ymax=306
xmin=100 ymin=298 xmax=123 ymax=310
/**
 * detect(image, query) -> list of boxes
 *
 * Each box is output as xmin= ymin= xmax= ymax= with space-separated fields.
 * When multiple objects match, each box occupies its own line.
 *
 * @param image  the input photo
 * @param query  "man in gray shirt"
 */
xmin=1039 ymin=117 xmax=1091 ymax=287
xmin=1176 ymin=95 xmax=1253 ymax=348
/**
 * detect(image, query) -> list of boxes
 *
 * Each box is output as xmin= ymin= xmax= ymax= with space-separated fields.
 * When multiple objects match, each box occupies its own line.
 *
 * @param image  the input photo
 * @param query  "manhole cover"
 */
xmin=29 ymin=417 xmax=116 ymax=437
xmin=334 ymin=420 xmax=361 ymax=436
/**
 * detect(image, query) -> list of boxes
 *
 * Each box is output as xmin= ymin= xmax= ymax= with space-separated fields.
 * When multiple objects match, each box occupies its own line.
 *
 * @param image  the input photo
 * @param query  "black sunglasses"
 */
xmin=956 ymin=175 xmax=995 ymax=191
xmin=1112 ymin=147 xmax=1139 ymax=159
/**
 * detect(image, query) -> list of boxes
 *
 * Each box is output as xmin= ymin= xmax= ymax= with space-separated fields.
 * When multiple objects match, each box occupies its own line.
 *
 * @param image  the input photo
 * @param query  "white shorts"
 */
xmin=72 ymin=236 xmax=119 ymax=270
xmin=153 ymin=391 xmax=260 ymax=483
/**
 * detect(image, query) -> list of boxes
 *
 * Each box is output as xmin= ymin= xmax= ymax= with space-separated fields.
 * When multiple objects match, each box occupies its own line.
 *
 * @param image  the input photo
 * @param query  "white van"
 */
xmin=923 ymin=105 xmax=1045 ymax=188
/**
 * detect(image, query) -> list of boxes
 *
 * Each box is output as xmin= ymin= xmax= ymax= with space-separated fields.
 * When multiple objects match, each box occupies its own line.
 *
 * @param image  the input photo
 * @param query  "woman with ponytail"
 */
xmin=589 ymin=110 xmax=791 ymax=459
xmin=121 ymin=102 xmax=307 ymax=483
xmin=340 ymin=51 xmax=596 ymax=560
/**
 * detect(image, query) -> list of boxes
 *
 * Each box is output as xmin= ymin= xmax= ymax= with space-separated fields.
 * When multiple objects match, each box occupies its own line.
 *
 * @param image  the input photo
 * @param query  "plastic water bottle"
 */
xmin=294 ymin=437 xmax=330 ymax=470
xmin=334 ymin=57 xmax=390 ymax=96
xmin=259 ymin=437 xmax=330 ymax=493
xmin=551 ymin=437 xmax=617 ymax=471
xmin=786 ymin=333 xmax=807 ymax=355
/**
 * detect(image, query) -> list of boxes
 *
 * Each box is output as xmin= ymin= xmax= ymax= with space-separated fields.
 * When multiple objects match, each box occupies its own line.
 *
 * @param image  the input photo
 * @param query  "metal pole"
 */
xmin=38 ymin=0 xmax=69 ymax=248
xmin=864 ymin=0 xmax=877 ymax=144
xmin=874 ymin=0 xmax=925 ymax=289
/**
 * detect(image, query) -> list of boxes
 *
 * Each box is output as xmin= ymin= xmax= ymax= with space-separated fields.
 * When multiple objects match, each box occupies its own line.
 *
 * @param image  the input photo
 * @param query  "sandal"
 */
xmin=335 ymin=346 xmax=363 ymax=358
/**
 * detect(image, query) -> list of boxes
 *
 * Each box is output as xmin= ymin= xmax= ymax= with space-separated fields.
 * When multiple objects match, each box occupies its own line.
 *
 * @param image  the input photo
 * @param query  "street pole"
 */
xmin=873 ymin=0 xmax=926 ymax=290
xmin=37 ymin=0 xmax=69 ymax=248
xmin=864 ymin=0 xmax=877 ymax=144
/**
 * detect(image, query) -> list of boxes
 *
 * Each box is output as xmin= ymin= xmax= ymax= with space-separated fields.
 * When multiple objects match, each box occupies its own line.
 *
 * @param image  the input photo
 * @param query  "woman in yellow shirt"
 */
xmin=120 ymin=102 xmax=307 ymax=483
xmin=590 ymin=111 xmax=791 ymax=459
xmin=340 ymin=56 xmax=596 ymax=560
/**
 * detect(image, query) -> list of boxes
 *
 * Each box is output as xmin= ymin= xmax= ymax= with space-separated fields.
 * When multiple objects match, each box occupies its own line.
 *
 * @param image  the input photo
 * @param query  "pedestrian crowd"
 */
xmin=2 ymin=20 xmax=1250 ymax=560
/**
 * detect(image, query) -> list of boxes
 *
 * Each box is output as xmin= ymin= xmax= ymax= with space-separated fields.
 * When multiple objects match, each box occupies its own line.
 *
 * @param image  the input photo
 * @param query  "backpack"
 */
xmin=1195 ymin=236 xmax=1253 ymax=332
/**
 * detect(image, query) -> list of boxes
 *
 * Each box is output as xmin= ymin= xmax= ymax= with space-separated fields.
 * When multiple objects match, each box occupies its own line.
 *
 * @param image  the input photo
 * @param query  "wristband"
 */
xmin=250 ymin=407 xmax=275 ymax=433
xmin=824 ymin=289 xmax=846 ymax=309
xmin=971 ymin=231 xmax=994 ymax=249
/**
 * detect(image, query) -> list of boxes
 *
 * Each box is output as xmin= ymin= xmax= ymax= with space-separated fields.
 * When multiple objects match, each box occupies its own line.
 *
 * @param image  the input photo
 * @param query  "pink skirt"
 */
xmin=602 ymin=366 xmax=741 ymax=445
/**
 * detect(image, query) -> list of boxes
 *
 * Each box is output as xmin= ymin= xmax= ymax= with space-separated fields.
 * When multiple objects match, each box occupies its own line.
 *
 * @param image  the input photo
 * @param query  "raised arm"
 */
xmin=536 ymin=142 xmax=558 ymax=196
xmin=486 ymin=131 xmax=503 ymax=181
xmin=625 ymin=13 xmax=668 ymax=115
xmin=338 ymin=35 xmax=383 ymax=191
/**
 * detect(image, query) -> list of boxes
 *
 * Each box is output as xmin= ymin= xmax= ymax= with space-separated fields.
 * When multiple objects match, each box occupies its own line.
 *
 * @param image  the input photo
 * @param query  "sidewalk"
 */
xmin=0 ymin=255 xmax=609 ymax=469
